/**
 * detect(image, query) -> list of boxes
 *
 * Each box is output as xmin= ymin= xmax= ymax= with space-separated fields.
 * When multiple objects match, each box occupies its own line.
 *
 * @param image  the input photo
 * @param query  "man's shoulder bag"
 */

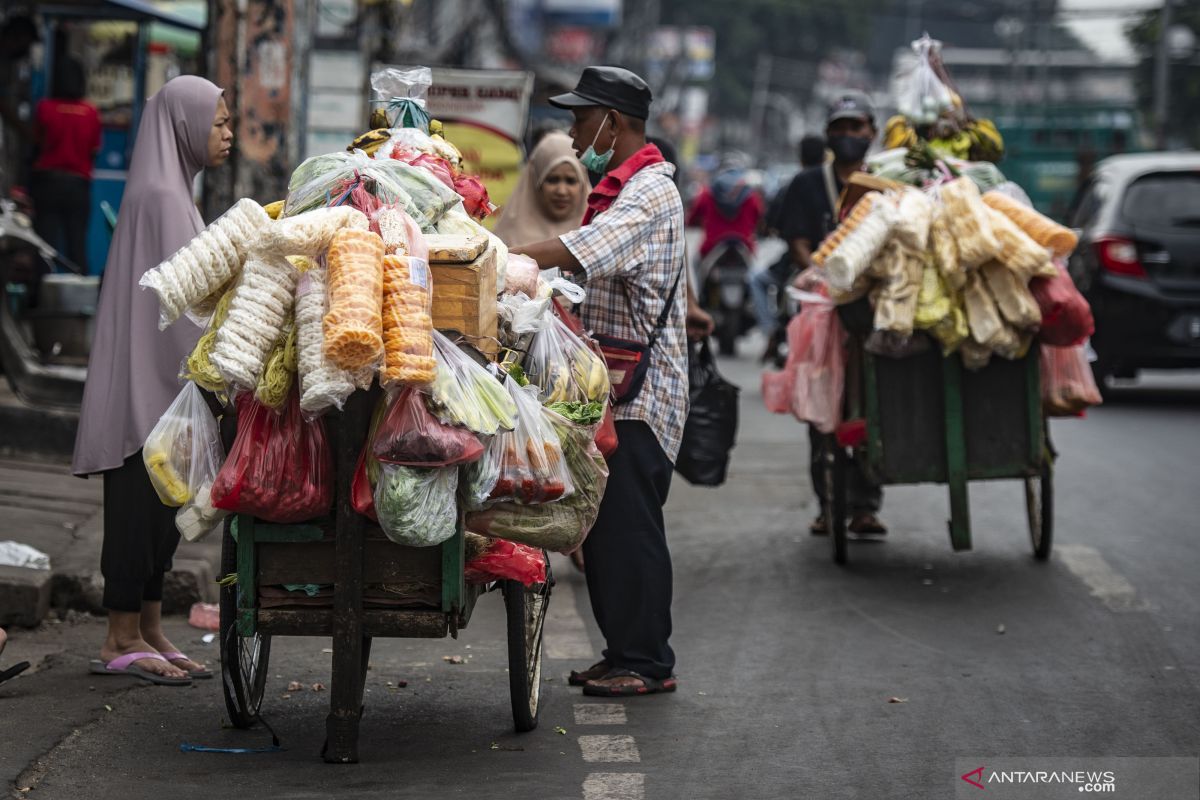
xmin=592 ymin=264 xmax=685 ymax=406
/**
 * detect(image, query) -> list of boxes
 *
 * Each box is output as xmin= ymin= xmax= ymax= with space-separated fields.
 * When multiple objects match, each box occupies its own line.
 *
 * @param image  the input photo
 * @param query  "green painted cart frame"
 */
xmin=822 ymin=339 xmax=1054 ymax=564
xmin=216 ymin=386 xmax=551 ymax=763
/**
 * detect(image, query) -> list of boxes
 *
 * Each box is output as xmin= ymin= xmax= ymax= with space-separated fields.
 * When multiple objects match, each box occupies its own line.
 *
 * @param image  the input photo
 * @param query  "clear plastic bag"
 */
xmin=374 ymin=464 xmax=458 ymax=547
xmin=783 ymin=290 xmax=845 ymax=433
xmin=504 ymin=253 xmax=541 ymax=298
xmin=1040 ymin=343 xmax=1102 ymax=416
xmin=210 ymin=389 xmax=333 ymax=524
xmin=465 ymin=415 xmax=608 ymax=554
xmin=210 ymin=251 xmax=298 ymax=391
xmin=261 ymin=206 xmax=369 ymax=257
xmin=181 ymin=284 xmax=236 ymax=394
xmin=142 ymin=384 xmax=223 ymax=531
xmin=981 ymin=260 xmax=1041 ymax=331
xmin=324 ymin=228 xmax=386 ymax=372
xmin=985 ymin=208 xmax=1056 ymax=281
xmin=525 ymin=314 xmax=611 ymax=405
xmin=485 ymin=381 xmax=574 ymax=505
xmin=892 ymin=188 xmax=934 ymax=252
xmin=379 ymin=208 xmax=436 ymax=388
xmin=938 ymin=177 xmax=999 ymax=270
xmin=428 ymin=330 xmax=518 ymax=435
xmin=982 ymin=190 xmax=1078 ymax=260
xmin=140 ymin=198 xmax=271 ymax=329
xmin=464 ymin=538 xmax=547 ymax=586
xmin=372 ymin=386 xmax=484 ymax=467
xmin=897 ymin=35 xmax=955 ymax=126
xmin=871 ymin=241 xmax=923 ymax=337
xmin=369 ymin=66 xmax=433 ymax=132
xmin=351 ymin=394 xmax=388 ymax=522
xmin=295 ymin=268 xmax=358 ymax=415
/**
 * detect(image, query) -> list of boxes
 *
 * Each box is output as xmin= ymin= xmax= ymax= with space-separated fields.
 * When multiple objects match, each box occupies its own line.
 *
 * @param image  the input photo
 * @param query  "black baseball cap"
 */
xmin=549 ymin=66 xmax=652 ymax=121
xmin=826 ymin=91 xmax=875 ymax=125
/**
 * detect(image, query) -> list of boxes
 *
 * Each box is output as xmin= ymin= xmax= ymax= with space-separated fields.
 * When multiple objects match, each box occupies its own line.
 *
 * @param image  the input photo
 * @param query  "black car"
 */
xmin=1067 ymin=152 xmax=1200 ymax=386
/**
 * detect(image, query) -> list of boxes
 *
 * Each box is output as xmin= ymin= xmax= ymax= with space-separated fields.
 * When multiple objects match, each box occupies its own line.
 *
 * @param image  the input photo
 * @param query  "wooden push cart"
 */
xmin=822 ymin=338 xmax=1054 ymax=564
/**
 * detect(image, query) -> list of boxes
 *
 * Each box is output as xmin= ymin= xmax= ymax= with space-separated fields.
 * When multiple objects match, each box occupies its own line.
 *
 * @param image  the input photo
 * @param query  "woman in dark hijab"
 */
xmin=74 ymin=76 xmax=233 ymax=685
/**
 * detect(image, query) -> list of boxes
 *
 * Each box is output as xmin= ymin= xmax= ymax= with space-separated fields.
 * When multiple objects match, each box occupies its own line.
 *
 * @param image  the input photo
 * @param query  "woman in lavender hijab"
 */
xmin=73 ymin=76 xmax=233 ymax=685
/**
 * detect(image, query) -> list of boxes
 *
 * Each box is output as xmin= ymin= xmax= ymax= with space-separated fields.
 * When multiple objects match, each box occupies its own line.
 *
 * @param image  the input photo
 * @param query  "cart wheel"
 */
xmin=219 ymin=522 xmax=272 ymax=729
xmin=504 ymin=557 xmax=551 ymax=733
xmin=1025 ymin=456 xmax=1054 ymax=561
xmin=823 ymin=439 xmax=848 ymax=565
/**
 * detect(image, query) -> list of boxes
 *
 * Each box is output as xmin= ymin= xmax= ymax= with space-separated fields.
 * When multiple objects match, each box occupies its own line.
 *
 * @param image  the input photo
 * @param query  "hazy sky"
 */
xmin=1058 ymin=0 xmax=1161 ymax=63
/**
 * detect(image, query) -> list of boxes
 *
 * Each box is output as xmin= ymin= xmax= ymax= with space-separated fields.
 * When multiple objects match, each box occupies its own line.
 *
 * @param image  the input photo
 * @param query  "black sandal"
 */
xmin=582 ymin=668 xmax=678 ymax=697
xmin=0 ymin=661 xmax=30 ymax=686
xmin=569 ymin=660 xmax=611 ymax=687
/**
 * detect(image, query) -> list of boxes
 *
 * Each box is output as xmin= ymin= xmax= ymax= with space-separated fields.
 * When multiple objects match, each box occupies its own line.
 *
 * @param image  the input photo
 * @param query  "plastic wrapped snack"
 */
xmin=380 ymin=209 xmax=436 ymax=387
xmin=210 ymin=251 xmax=298 ymax=391
xmin=374 ymin=464 xmax=458 ymax=547
xmin=929 ymin=207 xmax=966 ymax=291
xmin=211 ymin=389 xmax=333 ymax=524
xmin=140 ymin=198 xmax=271 ymax=328
xmin=982 ymin=190 xmax=1079 ymax=259
xmin=963 ymin=271 xmax=1004 ymax=347
xmin=372 ymin=386 xmax=484 ymax=467
xmin=812 ymin=193 xmax=880 ymax=268
xmin=1041 ymin=344 xmax=1102 ymax=416
xmin=915 ymin=264 xmax=969 ymax=354
xmin=428 ymin=331 xmax=518 ymax=435
xmin=295 ymin=268 xmax=358 ymax=414
xmin=991 ymin=325 xmax=1033 ymax=361
xmin=254 ymin=320 xmax=297 ymax=410
xmin=892 ymin=187 xmax=934 ymax=252
xmin=986 ymin=208 xmax=1056 ymax=280
xmin=939 ymin=177 xmax=999 ymax=270
xmin=181 ymin=285 xmax=235 ymax=393
xmin=482 ymin=381 xmax=574 ymax=506
xmin=822 ymin=195 xmax=898 ymax=292
xmin=778 ymin=289 xmax=845 ymax=433
xmin=324 ymin=228 xmax=386 ymax=372
xmin=525 ymin=314 xmax=610 ymax=405
xmin=369 ymin=65 xmax=433 ymax=131
xmin=261 ymin=206 xmax=369 ymax=257
xmin=143 ymin=382 xmax=218 ymax=507
xmin=871 ymin=242 xmax=923 ymax=337
xmin=981 ymin=260 xmax=1041 ymax=331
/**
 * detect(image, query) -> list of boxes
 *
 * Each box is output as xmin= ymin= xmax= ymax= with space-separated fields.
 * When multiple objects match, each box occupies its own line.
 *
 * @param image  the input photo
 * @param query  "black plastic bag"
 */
xmin=674 ymin=339 xmax=739 ymax=486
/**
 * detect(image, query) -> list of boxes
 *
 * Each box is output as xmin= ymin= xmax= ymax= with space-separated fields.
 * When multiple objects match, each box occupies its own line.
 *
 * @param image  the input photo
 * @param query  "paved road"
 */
xmin=3 ymin=355 xmax=1198 ymax=799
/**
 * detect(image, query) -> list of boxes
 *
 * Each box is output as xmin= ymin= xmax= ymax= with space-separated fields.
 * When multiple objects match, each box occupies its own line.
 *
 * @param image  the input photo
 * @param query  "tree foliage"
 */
xmin=1127 ymin=7 xmax=1200 ymax=148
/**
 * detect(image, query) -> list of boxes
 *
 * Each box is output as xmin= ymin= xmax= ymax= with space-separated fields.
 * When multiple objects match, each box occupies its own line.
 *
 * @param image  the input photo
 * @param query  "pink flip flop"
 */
xmin=88 ymin=652 xmax=192 ymax=686
xmin=159 ymin=652 xmax=213 ymax=680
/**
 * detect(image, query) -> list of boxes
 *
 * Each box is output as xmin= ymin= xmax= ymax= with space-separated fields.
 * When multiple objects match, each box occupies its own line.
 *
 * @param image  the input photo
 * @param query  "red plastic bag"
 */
xmin=372 ymin=387 xmax=484 ymax=467
xmin=211 ymin=389 xmax=333 ymax=524
xmin=464 ymin=539 xmax=547 ymax=586
xmin=761 ymin=368 xmax=793 ymax=414
xmin=1040 ymin=344 xmax=1102 ymax=416
xmin=782 ymin=293 xmax=846 ymax=433
xmin=454 ymin=174 xmax=494 ymax=220
xmin=351 ymin=395 xmax=389 ymax=521
xmin=595 ymin=404 xmax=619 ymax=459
xmin=1031 ymin=261 xmax=1094 ymax=347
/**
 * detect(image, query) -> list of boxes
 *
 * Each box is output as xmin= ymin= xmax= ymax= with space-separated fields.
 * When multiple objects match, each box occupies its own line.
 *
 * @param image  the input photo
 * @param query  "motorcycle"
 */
xmin=698 ymin=237 xmax=756 ymax=356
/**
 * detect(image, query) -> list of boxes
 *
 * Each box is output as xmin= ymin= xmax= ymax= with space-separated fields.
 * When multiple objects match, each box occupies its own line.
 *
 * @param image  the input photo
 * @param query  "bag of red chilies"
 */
xmin=211 ymin=388 xmax=333 ymax=524
xmin=464 ymin=539 xmax=547 ymax=586
xmin=1030 ymin=260 xmax=1094 ymax=347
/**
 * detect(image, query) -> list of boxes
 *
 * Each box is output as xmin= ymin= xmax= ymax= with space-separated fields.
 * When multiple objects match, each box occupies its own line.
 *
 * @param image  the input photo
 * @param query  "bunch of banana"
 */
xmin=348 ymin=128 xmax=392 ymax=156
xmin=965 ymin=119 xmax=1004 ymax=163
xmin=144 ymin=450 xmax=191 ymax=506
xmin=571 ymin=349 xmax=610 ymax=403
xmin=544 ymin=367 xmax=572 ymax=404
xmin=884 ymin=115 xmax=919 ymax=151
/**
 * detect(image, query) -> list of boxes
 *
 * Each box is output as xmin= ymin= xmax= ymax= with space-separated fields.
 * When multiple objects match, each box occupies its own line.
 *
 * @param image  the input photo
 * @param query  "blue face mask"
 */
xmin=578 ymin=114 xmax=615 ymax=174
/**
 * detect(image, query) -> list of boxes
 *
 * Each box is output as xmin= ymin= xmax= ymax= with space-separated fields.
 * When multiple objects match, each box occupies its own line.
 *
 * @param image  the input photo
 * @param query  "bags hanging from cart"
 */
xmin=674 ymin=339 xmax=739 ymax=487
xmin=551 ymin=298 xmax=619 ymax=458
xmin=1030 ymin=261 xmax=1094 ymax=347
xmin=371 ymin=386 xmax=485 ymax=467
xmin=482 ymin=381 xmax=575 ymax=506
xmin=786 ymin=291 xmax=846 ymax=434
xmin=464 ymin=538 xmax=547 ymax=586
xmin=351 ymin=394 xmax=390 ymax=522
xmin=374 ymin=464 xmax=459 ymax=547
xmin=1040 ymin=343 xmax=1102 ymax=417
xmin=211 ymin=388 xmax=333 ymax=524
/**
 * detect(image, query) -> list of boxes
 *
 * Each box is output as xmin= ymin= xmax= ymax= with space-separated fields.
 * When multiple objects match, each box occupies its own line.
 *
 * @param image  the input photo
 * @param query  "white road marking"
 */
xmin=578 ymin=735 xmax=641 ymax=763
xmin=1057 ymin=544 xmax=1148 ymax=612
xmin=545 ymin=578 xmax=595 ymax=660
xmin=574 ymin=703 xmax=627 ymax=725
xmin=583 ymin=772 xmax=645 ymax=800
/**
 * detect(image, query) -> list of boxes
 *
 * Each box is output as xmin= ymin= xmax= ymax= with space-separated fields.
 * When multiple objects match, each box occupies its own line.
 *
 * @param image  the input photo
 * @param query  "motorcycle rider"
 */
xmin=777 ymin=91 xmax=887 ymax=537
xmin=686 ymin=154 xmax=764 ymax=262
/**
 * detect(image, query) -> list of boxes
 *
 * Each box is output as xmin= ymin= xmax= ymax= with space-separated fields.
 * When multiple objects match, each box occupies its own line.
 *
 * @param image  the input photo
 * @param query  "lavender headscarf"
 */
xmin=73 ymin=76 xmax=223 ymax=476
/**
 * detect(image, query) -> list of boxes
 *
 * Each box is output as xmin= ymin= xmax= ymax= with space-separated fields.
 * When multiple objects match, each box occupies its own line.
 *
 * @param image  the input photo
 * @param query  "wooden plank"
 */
xmin=257 ymin=608 xmax=447 ymax=638
xmin=426 ymin=233 xmax=488 ymax=263
xmin=236 ymin=514 xmax=257 ymax=637
xmin=257 ymin=538 xmax=443 ymax=586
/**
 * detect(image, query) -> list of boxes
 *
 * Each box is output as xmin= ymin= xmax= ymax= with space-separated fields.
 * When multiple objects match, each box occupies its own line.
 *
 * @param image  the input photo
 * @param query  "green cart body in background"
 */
xmin=217 ymin=386 xmax=551 ymax=763
xmin=823 ymin=339 xmax=1053 ymax=564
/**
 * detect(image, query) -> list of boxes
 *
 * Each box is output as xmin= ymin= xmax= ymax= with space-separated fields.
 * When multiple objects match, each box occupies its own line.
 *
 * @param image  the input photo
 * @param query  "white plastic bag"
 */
xmin=369 ymin=65 xmax=433 ymax=131
xmin=897 ymin=35 xmax=955 ymax=126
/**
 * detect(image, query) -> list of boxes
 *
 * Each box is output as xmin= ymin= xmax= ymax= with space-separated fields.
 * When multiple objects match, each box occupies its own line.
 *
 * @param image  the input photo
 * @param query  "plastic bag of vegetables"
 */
xmin=428 ymin=331 xmax=518 ymax=435
xmin=142 ymin=383 xmax=221 ymax=510
xmin=211 ymin=388 xmax=333 ymax=524
xmin=465 ymin=414 xmax=607 ymax=553
xmin=525 ymin=313 xmax=610 ymax=405
xmin=374 ymin=464 xmax=458 ymax=547
xmin=372 ymin=386 xmax=484 ymax=467
xmin=483 ymin=381 xmax=574 ymax=506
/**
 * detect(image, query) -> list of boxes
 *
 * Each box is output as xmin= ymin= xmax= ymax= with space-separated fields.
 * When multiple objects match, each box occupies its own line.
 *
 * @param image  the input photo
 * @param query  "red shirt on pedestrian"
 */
xmin=686 ymin=182 xmax=764 ymax=258
xmin=33 ymin=98 xmax=102 ymax=180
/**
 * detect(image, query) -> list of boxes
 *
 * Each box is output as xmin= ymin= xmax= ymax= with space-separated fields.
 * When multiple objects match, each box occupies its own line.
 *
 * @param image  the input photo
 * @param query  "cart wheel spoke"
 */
xmin=219 ymin=522 xmax=272 ymax=729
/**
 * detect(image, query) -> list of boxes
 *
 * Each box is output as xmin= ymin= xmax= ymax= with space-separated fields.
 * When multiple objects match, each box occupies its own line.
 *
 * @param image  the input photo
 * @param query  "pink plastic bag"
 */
xmin=1040 ymin=344 xmax=1102 ymax=416
xmin=1031 ymin=260 xmax=1094 ymax=347
xmin=783 ymin=294 xmax=846 ymax=433
xmin=761 ymin=368 xmax=794 ymax=414
xmin=188 ymin=602 xmax=220 ymax=632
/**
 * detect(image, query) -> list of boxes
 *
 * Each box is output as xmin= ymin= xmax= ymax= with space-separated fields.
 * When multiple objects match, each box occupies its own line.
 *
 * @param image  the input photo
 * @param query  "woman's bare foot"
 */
xmin=138 ymin=601 xmax=207 ymax=674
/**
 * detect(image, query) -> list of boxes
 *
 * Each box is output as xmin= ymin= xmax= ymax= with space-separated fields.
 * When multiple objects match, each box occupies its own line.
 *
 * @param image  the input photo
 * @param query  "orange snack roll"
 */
xmin=812 ymin=192 xmax=879 ymax=268
xmin=323 ymin=228 xmax=385 ymax=371
xmin=381 ymin=252 xmax=435 ymax=387
xmin=982 ymin=190 xmax=1079 ymax=260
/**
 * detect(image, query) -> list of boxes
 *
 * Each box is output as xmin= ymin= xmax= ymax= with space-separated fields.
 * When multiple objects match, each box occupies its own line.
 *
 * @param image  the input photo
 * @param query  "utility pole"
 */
xmin=749 ymin=53 xmax=772 ymax=154
xmin=1153 ymin=0 xmax=1174 ymax=149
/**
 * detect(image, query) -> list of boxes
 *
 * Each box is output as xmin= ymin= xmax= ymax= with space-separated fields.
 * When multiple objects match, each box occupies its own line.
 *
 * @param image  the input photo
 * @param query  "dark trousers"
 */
xmin=808 ymin=424 xmax=882 ymax=515
xmin=582 ymin=420 xmax=676 ymax=680
xmin=30 ymin=170 xmax=91 ymax=271
xmin=101 ymin=451 xmax=181 ymax=612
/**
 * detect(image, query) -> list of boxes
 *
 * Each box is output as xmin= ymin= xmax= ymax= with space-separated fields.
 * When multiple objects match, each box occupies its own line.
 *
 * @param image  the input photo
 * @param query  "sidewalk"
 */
xmin=0 ymin=456 xmax=220 ymax=628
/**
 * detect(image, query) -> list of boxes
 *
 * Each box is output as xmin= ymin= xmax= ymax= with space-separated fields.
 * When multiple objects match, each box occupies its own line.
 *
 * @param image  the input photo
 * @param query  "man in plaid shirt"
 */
xmin=513 ymin=66 xmax=712 ymax=697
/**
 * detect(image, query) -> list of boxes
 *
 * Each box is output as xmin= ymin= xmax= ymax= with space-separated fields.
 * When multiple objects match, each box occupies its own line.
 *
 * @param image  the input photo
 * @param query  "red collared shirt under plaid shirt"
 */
xmin=560 ymin=161 xmax=689 ymax=462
